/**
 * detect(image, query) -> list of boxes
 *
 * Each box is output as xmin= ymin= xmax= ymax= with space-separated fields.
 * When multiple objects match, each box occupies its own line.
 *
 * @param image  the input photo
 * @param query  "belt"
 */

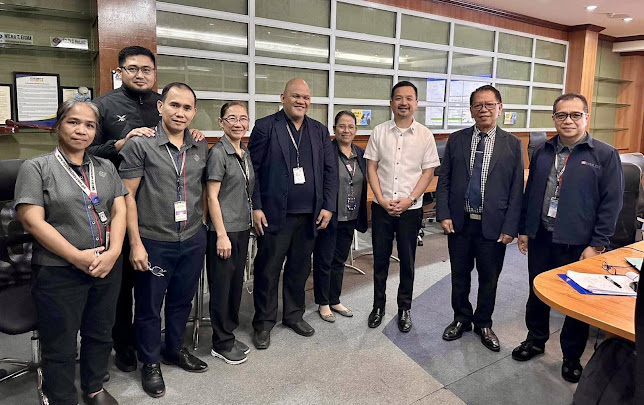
xmin=468 ymin=213 xmax=482 ymax=220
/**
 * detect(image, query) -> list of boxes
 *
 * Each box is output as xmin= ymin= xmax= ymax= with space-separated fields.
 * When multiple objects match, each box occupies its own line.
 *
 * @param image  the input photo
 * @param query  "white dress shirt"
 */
xmin=364 ymin=119 xmax=440 ymax=210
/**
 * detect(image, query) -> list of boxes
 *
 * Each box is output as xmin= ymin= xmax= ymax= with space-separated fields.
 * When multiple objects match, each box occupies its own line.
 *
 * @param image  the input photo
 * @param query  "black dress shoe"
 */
xmin=474 ymin=327 xmax=500 ymax=352
xmin=283 ymin=320 xmax=315 ymax=337
xmin=398 ymin=310 xmax=412 ymax=333
xmin=368 ymin=308 xmax=385 ymax=328
xmin=561 ymin=358 xmax=583 ymax=383
xmin=442 ymin=321 xmax=472 ymax=341
xmin=103 ymin=372 xmax=110 ymax=383
xmin=162 ymin=347 xmax=208 ymax=373
xmin=234 ymin=339 xmax=250 ymax=355
xmin=114 ymin=347 xmax=137 ymax=372
xmin=511 ymin=340 xmax=545 ymax=361
xmin=253 ymin=330 xmax=270 ymax=350
xmin=141 ymin=363 xmax=165 ymax=398
xmin=82 ymin=389 xmax=118 ymax=405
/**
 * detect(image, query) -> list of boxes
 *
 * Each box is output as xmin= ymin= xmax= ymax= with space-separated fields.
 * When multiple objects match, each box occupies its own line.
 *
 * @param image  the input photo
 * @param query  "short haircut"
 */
xmin=391 ymin=81 xmax=418 ymax=100
xmin=118 ymin=46 xmax=156 ymax=67
xmin=220 ymin=101 xmax=247 ymax=118
xmin=160 ymin=82 xmax=197 ymax=106
xmin=53 ymin=99 xmax=100 ymax=133
xmin=553 ymin=93 xmax=589 ymax=113
xmin=333 ymin=110 xmax=357 ymax=127
xmin=470 ymin=85 xmax=502 ymax=106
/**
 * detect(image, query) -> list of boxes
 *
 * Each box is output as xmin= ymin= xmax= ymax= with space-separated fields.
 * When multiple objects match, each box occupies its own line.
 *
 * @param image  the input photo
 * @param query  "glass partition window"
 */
xmin=400 ymin=14 xmax=449 ymax=45
xmin=256 ymin=65 xmax=328 ymax=97
xmin=530 ymin=111 xmax=554 ymax=128
xmin=452 ymin=53 xmax=493 ymax=77
xmin=498 ymin=33 xmax=532 ymax=57
xmin=535 ymin=40 xmax=566 ymax=62
xmin=454 ymin=24 xmax=494 ymax=52
xmin=497 ymin=59 xmax=531 ymax=81
xmin=335 ymin=38 xmax=393 ymax=69
xmin=164 ymin=0 xmax=247 ymax=14
xmin=335 ymin=72 xmax=391 ymax=99
xmin=157 ymin=56 xmax=248 ymax=93
xmin=399 ymin=47 xmax=448 ymax=74
xmin=534 ymin=64 xmax=564 ymax=85
xmin=336 ymin=2 xmax=395 ymax=38
xmin=498 ymin=110 xmax=527 ymax=128
xmin=532 ymin=87 xmax=562 ymax=106
xmin=255 ymin=0 xmax=330 ymax=28
xmin=256 ymin=26 xmax=329 ymax=63
xmin=496 ymin=84 xmax=529 ymax=105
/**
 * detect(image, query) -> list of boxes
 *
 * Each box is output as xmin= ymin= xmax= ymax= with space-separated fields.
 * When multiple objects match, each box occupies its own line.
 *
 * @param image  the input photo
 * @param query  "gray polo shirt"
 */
xmin=206 ymin=135 xmax=255 ymax=232
xmin=119 ymin=124 xmax=208 ymax=242
xmin=337 ymin=145 xmax=364 ymax=222
xmin=14 ymin=150 xmax=128 ymax=266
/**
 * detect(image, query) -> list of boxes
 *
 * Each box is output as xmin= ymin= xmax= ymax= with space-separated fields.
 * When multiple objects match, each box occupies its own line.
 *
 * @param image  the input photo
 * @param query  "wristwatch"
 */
xmin=409 ymin=195 xmax=417 ymax=205
xmin=593 ymin=246 xmax=606 ymax=253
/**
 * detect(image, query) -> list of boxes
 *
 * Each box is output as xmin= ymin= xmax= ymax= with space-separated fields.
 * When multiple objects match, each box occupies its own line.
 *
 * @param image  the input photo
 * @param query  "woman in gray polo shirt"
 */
xmin=206 ymin=102 xmax=255 ymax=365
xmin=14 ymin=100 xmax=127 ymax=405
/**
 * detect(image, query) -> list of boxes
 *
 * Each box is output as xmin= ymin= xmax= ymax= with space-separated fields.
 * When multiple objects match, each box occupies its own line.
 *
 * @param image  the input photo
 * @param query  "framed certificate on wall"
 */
xmin=60 ymin=86 xmax=93 ymax=102
xmin=14 ymin=72 xmax=60 ymax=127
xmin=0 ymin=84 xmax=13 ymax=124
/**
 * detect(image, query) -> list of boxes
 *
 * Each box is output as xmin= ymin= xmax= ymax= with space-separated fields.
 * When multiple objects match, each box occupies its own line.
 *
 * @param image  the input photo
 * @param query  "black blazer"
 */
xmin=331 ymin=139 xmax=368 ymax=233
xmin=436 ymin=126 xmax=524 ymax=240
xmin=248 ymin=110 xmax=338 ymax=235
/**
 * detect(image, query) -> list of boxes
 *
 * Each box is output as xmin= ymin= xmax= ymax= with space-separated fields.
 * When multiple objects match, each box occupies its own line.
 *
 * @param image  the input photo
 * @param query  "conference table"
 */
xmin=533 ymin=241 xmax=642 ymax=342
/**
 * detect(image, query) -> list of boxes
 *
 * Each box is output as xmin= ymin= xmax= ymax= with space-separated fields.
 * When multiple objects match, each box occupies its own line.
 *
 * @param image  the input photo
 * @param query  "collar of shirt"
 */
xmin=285 ymin=115 xmax=305 ymax=136
xmin=337 ymin=142 xmax=357 ymax=159
xmin=220 ymin=134 xmax=248 ymax=158
xmin=155 ymin=123 xmax=196 ymax=152
xmin=473 ymin=125 xmax=497 ymax=139
xmin=57 ymin=147 xmax=92 ymax=167
xmin=556 ymin=132 xmax=589 ymax=153
xmin=387 ymin=118 xmax=418 ymax=135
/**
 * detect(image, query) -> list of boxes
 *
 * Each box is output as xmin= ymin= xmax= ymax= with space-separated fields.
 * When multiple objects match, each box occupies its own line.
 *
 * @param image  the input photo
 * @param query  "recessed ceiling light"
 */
xmin=586 ymin=5 xmax=598 ymax=11
xmin=624 ymin=17 xmax=633 ymax=22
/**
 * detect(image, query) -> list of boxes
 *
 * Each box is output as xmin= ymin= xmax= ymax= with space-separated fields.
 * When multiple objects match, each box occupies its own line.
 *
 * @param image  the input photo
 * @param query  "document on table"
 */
xmin=565 ymin=270 xmax=638 ymax=297
xmin=625 ymin=257 xmax=642 ymax=271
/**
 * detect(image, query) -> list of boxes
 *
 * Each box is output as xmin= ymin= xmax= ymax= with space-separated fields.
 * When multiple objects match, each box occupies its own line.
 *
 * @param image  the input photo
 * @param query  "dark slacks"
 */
xmin=448 ymin=216 xmax=507 ymax=328
xmin=252 ymin=213 xmax=315 ymax=331
xmin=313 ymin=218 xmax=357 ymax=306
xmin=112 ymin=237 xmax=135 ymax=354
xmin=206 ymin=229 xmax=250 ymax=352
xmin=134 ymin=226 xmax=206 ymax=364
xmin=525 ymin=224 xmax=589 ymax=360
xmin=371 ymin=203 xmax=422 ymax=311
xmin=32 ymin=261 xmax=121 ymax=405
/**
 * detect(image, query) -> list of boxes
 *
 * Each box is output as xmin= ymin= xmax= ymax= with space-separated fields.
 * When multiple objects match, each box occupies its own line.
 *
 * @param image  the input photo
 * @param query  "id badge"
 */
xmin=293 ymin=167 xmax=306 ymax=184
xmin=174 ymin=201 xmax=188 ymax=222
xmin=347 ymin=196 xmax=357 ymax=211
xmin=105 ymin=226 xmax=110 ymax=250
xmin=547 ymin=197 xmax=558 ymax=218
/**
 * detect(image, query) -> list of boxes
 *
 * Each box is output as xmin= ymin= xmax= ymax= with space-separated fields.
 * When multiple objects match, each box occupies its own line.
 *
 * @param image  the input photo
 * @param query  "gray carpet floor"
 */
xmin=0 ymin=224 xmax=596 ymax=404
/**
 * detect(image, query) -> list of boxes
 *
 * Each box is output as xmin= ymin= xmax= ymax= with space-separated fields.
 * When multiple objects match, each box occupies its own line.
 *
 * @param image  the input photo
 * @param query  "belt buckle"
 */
xmin=469 ymin=213 xmax=482 ymax=220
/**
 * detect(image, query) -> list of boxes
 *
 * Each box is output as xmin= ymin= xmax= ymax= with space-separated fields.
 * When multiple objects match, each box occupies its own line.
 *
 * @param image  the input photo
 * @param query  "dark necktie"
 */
xmin=467 ymin=132 xmax=486 ymax=210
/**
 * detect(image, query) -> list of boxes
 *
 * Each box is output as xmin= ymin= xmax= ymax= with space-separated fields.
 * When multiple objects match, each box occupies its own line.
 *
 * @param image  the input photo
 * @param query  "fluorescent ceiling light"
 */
xmin=623 ymin=17 xmax=633 ymax=22
xmin=585 ymin=5 xmax=598 ymax=11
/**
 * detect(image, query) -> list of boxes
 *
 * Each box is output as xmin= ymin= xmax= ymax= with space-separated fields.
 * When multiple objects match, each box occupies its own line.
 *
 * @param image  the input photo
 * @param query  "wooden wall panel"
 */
xmin=565 ymin=29 xmax=599 ymax=118
xmin=615 ymin=55 xmax=644 ymax=153
xmin=96 ymin=0 xmax=157 ymax=95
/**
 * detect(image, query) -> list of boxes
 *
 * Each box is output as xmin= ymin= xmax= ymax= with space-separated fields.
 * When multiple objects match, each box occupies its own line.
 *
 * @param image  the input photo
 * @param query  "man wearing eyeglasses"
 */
xmin=513 ymin=93 xmax=624 ymax=384
xmin=437 ymin=85 xmax=524 ymax=352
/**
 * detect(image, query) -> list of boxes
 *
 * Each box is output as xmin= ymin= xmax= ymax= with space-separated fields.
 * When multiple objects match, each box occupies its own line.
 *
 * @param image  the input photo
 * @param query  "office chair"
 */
xmin=609 ymin=162 xmax=640 ymax=249
xmin=527 ymin=132 xmax=547 ymax=164
xmin=418 ymin=140 xmax=447 ymax=246
xmin=0 ymin=159 xmax=47 ymax=404
xmin=620 ymin=153 xmax=644 ymax=218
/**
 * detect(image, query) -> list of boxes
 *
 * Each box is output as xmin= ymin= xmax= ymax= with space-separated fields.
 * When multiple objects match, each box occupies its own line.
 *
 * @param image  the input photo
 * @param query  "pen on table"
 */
xmin=604 ymin=275 xmax=622 ymax=289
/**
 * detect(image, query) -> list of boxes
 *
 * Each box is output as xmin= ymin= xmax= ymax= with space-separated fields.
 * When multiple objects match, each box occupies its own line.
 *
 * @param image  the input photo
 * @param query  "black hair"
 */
xmin=333 ymin=110 xmax=357 ymax=127
xmin=118 ymin=46 xmax=156 ymax=67
xmin=469 ymin=85 xmax=502 ymax=106
xmin=553 ymin=93 xmax=589 ymax=113
xmin=220 ymin=101 xmax=247 ymax=118
xmin=160 ymin=82 xmax=197 ymax=106
xmin=53 ymin=99 xmax=100 ymax=133
xmin=391 ymin=81 xmax=418 ymax=100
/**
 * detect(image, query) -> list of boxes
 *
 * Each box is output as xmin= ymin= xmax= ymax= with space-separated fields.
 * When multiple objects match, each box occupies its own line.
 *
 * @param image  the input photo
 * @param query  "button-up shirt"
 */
xmin=119 ymin=124 xmax=208 ymax=242
xmin=364 ymin=119 xmax=440 ymax=210
xmin=337 ymin=145 xmax=364 ymax=222
xmin=14 ymin=150 xmax=128 ymax=266
xmin=465 ymin=125 xmax=497 ymax=214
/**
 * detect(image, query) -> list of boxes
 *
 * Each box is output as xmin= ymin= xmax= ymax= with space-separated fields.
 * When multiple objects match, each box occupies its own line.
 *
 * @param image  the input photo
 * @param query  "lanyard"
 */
xmin=286 ymin=123 xmax=303 ymax=167
xmin=165 ymin=144 xmax=186 ymax=178
xmin=235 ymin=152 xmax=253 ymax=224
xmin=554 ymin=152 xmax=571 ymax=197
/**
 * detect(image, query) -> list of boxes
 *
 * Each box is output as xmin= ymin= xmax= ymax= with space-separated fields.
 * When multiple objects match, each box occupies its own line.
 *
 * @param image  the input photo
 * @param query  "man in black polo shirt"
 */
xmin=248 ymin=78 xmax=338 ymax=349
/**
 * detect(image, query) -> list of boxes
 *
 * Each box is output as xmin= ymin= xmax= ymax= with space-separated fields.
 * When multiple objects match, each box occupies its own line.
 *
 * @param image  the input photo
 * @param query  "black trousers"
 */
xmin=371 ymin=203 xmax=422 ymax=311
xmin=252 ymin=214 xmax=315 ymax=331
xmin=313 ymin=218 xmax=357 ymax=306
xmin=525 ymin=224 xmax=590 ymax=360
xmin=448 ymin=216 xmax=507 ymax=328
xmin=112 ymin=237 xmax=135 ymax=354
xmin=134 ymin=227 xmax=207 ymax=364
xmin=206 ymin=229 xmax=250 ymax=352
xmin=32 ymin=261 xmax=121 ymax=405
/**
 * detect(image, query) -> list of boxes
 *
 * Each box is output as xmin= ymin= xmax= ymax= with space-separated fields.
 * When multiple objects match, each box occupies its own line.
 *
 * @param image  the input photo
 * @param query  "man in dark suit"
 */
xmin=436 ymin=85 xmax=524 ymax=351
xmin=248 ymin=78 xmax=338 ymax=349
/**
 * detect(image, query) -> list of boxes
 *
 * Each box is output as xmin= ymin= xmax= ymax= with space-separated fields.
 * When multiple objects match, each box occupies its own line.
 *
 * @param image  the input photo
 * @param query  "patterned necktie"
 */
xmin=467 ymin=132 xmax=486 ymax=210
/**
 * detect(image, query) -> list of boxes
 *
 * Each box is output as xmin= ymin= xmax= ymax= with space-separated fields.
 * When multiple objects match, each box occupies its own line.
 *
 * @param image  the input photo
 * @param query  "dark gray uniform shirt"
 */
xmin=119 ymin=124 xmax=208 ymax=242
xmin=206 ymin=135 xmax=255 ymax=233
xmin=337 ymin=145 xmax=364 ymax=222
xmin=14 ymin=150 xmax=128 ymax=266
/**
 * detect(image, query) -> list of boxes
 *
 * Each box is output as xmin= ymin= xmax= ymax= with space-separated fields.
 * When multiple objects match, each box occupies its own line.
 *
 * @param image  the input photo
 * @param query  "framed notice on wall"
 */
xmin=14 ymin=72 xmax=60 ymax=127
xmin=60 ymin=86 xmax=93 ymax=102
xmin=0 ymin=84 xmax=13 ymax=124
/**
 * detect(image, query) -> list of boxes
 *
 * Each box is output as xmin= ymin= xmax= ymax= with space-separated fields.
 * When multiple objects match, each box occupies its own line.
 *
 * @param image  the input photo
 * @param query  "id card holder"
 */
xmin=105 ymin=226 xmax=110 ymax=250
xmin=547 ymin=197 xmax=558 ymax=218
xmin=293 ymin=167 xmax=306 ymax=184
xmin=174 ymin=201 xmax=188 ymax=222
xmin=347 ymin=196 xmax=357 ymax=211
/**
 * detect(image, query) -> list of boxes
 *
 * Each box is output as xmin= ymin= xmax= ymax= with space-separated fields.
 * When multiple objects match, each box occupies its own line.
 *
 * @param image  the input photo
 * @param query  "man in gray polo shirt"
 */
xmin=119 ymin=82 xmax=209 ymax=398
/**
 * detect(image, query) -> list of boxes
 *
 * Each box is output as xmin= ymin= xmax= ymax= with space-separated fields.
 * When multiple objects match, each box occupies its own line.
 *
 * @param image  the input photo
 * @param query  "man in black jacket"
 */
xmin=436 ymin=85 xmax=524 ymax=352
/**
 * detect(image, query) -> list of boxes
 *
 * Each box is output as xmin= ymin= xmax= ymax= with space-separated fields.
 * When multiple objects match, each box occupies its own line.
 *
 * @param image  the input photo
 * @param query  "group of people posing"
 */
xmin=13 ymin=45 xmax=624 ymax=405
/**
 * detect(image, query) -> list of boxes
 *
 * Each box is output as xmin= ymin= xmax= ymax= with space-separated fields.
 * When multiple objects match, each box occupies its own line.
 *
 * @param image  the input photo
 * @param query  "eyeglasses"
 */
xmin=471 ymin=102 xmax=500 ymax=111
xmin=221 ymin=116 xmax=249 ymax=125
xmin=602 ymin=261 xmax=631 ymax=275
xmin=336 ymin=125 xmax=357 ymax=131
xmin=553 ymin=112 xmax=586 ymax=122
xmin=120 ymin=65 xmax=155 ymax=75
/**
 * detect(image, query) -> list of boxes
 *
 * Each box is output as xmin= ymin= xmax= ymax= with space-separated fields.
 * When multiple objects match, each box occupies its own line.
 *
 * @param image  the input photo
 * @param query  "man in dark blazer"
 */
xmin=437 ymin=85 xmax=524 ymax=352
xmin=248 ymin=78 xmax=338 ymax=349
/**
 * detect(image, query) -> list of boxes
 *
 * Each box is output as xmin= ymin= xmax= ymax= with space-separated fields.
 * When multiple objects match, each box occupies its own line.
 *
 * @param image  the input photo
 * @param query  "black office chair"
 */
xmin=418 ymin=140 xmax=447 ymax=246
xmin=527 ymin=132 xmax=547 ymax=164
xmin=0 ymin=159 xmax=47 ymax=404
xmin=620 ymin=153 xmax=644 ymax=218
xmin=610 ymin=162 xmax=641 ymax=249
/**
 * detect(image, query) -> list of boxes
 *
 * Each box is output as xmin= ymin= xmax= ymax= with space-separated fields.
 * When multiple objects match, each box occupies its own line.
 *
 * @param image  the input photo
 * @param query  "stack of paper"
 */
xmin=566 ymin=270 xmax=638 ymax=297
